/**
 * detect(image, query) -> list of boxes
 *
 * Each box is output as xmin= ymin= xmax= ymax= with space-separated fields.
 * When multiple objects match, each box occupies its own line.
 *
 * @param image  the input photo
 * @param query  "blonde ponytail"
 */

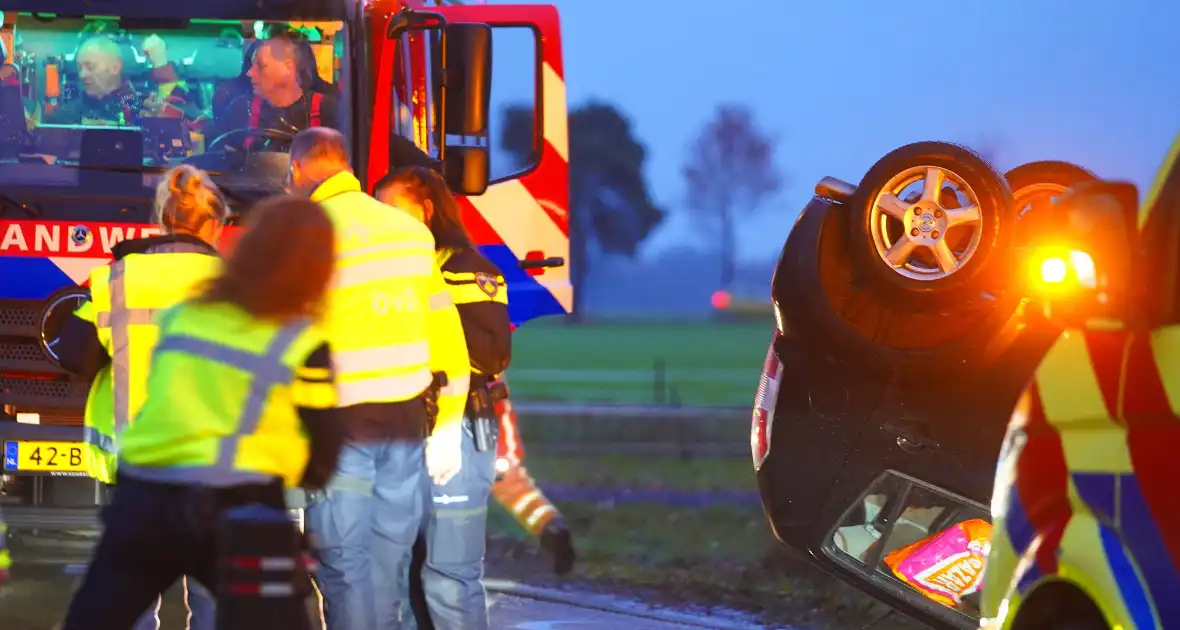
xmin=154 ymin=165 xmax=228 ymax=236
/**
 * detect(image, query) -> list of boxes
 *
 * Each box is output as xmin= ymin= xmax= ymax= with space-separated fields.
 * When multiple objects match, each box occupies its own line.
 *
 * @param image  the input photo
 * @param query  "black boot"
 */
xmin=539 ymin=519 xmax=575 ymax=576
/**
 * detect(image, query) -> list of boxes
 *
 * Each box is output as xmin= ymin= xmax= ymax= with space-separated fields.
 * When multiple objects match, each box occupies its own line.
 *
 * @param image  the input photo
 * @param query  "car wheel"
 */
xmin=1006 ymin=160 xmax=1097 ymax=247
xmin=775 ymin=197 xmax=1020 ymax=375
xmin=847 ymin=142 xmax=1016 ymax=305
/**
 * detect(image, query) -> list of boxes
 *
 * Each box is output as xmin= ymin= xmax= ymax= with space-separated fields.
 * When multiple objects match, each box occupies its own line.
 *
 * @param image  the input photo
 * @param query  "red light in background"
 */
xmin=711 ymin=290 xmax=731 ymax=310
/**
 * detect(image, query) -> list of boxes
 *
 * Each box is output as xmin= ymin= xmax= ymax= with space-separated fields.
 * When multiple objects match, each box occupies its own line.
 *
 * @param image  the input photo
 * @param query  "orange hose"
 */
xmin=44 ymin=63 xmax=59 ymax=99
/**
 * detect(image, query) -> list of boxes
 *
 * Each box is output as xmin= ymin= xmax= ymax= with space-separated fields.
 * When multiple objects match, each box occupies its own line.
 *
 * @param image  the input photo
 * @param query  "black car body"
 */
xmin=748 ymin=144 xmax=1101 ymax=629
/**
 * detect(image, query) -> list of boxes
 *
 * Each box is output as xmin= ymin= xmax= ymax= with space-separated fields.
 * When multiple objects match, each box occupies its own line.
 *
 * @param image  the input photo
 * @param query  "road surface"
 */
xmin=0 ymin=572 xmax=773 ymax=630
xmin=489 ymin=592 xmax=761 ymax=629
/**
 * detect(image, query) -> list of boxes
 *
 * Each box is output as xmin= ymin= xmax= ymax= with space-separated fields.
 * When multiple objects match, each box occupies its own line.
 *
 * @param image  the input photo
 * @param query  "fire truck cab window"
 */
xmin=389 ymin=25 xmax=540 ymax=184
xmin=488 ymin=26 xmax=539 ymax=183
xmin=0 ymin=14 xmax=348 ymax=196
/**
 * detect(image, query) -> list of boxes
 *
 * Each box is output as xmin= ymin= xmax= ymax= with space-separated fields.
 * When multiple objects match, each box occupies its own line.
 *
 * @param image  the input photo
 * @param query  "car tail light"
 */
xmin=751 ymin=332 xmax=783 ymax=471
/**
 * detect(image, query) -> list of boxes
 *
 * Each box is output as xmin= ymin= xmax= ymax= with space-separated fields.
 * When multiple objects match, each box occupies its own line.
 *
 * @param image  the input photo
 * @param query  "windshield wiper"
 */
xmin=55 ymin=164 xmax=224 ymax=176
xmin=0 ymin=193 xmax=39 ymax=218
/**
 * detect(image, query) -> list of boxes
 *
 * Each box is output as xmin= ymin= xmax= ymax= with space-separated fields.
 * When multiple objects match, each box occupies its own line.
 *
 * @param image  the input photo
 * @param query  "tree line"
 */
xmin=500 ymin=101 xmax=782 ymax=320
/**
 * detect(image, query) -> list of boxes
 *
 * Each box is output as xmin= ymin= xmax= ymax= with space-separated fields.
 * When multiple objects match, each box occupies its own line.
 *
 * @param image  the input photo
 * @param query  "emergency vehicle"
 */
xmin=750 ymin=139 xmax=1180 ymax=629
xmin=0 ymin=0 xmax=570 ymax=546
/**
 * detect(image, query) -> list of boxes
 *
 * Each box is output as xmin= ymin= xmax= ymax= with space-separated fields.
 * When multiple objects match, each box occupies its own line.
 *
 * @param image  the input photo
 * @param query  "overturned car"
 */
xmin=749 ymin=141 xmax=1121 ymax=629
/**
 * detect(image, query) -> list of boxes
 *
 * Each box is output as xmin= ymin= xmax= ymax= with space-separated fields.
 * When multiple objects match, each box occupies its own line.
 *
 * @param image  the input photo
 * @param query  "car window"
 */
xmin=826 ymin=471 xmax=991 ymax=625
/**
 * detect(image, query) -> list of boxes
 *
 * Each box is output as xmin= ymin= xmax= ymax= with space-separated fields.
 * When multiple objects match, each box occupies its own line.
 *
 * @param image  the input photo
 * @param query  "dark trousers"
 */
xmin=62 ymin=473 xmax=304 ymax=630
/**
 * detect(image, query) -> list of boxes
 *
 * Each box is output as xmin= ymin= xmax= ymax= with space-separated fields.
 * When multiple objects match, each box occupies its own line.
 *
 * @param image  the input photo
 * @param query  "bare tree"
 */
xmin=682 ymin=104 xmax=782 ymax=289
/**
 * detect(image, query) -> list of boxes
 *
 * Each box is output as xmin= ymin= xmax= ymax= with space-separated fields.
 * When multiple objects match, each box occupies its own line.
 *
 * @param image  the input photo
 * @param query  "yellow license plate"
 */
xmin=3 ymin=441 xmax=85 ymax=472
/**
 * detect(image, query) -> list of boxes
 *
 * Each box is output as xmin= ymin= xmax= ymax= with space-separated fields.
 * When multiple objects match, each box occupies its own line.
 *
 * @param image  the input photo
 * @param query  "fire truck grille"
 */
xmin=0 ymin=376 xmax=88 ymax=416
xmin=0 ymin=305 xmax=37 ymax=329
xmin=0 ymin=340 xmax=48 ymax=365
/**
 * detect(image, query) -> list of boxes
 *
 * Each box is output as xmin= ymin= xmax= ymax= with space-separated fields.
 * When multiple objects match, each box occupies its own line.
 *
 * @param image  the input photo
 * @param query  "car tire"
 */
xmin=775 ymin=197 xmax=1020 ymax=375
xmin=847 ymin=142 xmax=1016 ymax=306
xmin=1005 ymin=160 xmax=1097 ymax=248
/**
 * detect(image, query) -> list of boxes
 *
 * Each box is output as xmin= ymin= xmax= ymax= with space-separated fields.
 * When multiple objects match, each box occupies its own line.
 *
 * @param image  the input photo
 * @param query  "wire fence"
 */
xmin=513 ymin=402 xmax=750 ymax=457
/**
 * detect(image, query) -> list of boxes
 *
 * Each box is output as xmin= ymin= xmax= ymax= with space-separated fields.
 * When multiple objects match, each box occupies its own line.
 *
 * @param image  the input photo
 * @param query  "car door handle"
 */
xmin=881 ymin=421 xmax=940 ymax=452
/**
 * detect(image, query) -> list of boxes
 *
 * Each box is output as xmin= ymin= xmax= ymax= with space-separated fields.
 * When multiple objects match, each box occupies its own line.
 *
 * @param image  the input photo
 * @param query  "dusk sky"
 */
xmin=488 ymin=0 xmax=1180 ymax=263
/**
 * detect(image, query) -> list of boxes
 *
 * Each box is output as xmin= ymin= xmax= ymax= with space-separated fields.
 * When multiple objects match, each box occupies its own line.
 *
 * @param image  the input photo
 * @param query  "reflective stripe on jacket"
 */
xmin=437 ymin=248 xmax=509 ymax=308
xmin=437 ymin=247 xmax=510 ymax=377
xmin=118 ymin=301 xmax=328 ymax=488
xmin=75 ymin=242 xmax=221 ymax=483
xmin=311 ymin=171 xmax=470 ymax=434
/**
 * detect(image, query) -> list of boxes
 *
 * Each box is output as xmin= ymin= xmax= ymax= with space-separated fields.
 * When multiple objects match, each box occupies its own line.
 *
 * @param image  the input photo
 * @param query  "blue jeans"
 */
xmin=404 ymin=422 xmax=497 ymax=630
xmin=307 ymin=440 xmax=425 ymax=630
xmin=132 ymin=576 xmax=215 ymax=630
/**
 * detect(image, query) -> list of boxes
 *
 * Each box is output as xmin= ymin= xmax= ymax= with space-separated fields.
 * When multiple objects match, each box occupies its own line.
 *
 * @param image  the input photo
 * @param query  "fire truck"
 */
xmin=0 ymin=0 xmax=570 ymax=547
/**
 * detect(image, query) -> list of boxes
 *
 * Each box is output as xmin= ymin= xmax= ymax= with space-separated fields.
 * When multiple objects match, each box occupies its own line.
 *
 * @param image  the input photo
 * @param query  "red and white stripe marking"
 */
xmin=751 ymin=334 xmax=782 ymax=471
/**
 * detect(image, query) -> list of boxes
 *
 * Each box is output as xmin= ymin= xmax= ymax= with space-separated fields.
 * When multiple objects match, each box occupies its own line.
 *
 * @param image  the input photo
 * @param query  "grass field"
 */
xmin=506 ymin=321 xmax=772 ymax=407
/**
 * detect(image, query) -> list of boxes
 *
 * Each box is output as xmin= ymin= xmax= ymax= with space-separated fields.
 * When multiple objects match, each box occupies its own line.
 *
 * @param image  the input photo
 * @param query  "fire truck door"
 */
xmin=382 ymin=5 xmax=571 ymax=326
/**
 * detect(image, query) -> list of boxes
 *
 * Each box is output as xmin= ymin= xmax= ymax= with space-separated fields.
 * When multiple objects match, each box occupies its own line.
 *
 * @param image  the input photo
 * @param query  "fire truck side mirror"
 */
xmin=441 ymin=23 xmax=492 ymax=137
xmin=443 ymin=145 xmax=489 ymax=196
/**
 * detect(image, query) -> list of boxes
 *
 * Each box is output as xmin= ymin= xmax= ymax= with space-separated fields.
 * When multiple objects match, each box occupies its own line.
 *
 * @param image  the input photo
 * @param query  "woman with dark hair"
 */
xmin=376 ymin=163 xmax=577 ymax=585
xmin=376 ymin=166 xmax=511 ymax=629
xmin=61 ymin=196 xmax=347 ymax=630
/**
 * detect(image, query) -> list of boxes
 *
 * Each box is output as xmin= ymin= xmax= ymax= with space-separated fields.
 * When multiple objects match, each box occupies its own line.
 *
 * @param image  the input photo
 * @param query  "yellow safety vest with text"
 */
xmin=118 ymin=301 xmax=332 ymax=488
xmin=310 ymin=172 xmax=470 ymax=434
xmin=74 ymin=247 xmax=221 ymax=484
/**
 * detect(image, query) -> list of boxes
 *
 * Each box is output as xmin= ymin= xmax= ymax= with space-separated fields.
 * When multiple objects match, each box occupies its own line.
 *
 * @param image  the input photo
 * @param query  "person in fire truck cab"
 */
xmin=377 ymin=166 xmax=511 ymax=629
xmin=61 ymin=195 xmax=345 ymax=630
xmin=55 ymin=165 xmax=228 ymax=630
xmin=210 ymin=34 xmax=339 ymax=150
xmin=44 ymin=33 xmax=186 ymax=126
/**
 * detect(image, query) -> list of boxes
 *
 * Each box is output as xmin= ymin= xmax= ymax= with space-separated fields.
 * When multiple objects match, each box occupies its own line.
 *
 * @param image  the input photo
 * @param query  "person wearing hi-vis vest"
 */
xmin=61 ymin=195 xmax=346 ymax=630
xmin=56 ymin=164 xmax=227 ymax=630
xmin=0 ymin=505 xmax=10 ymax=592
xmin=286 ymin=128 xmax=470 ymax=630
xmin=376 ymin=166 xmax=512 ymax=630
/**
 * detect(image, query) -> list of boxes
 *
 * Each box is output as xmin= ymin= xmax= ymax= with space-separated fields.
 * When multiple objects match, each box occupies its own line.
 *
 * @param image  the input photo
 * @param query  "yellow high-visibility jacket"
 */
xmin=118 ymin=300 xmax=333 ymax=488
xmin=74 ymin=239 xmax=221 ymax=483
xmin=0 ymin=506 xmax=10 ymax=575
xmin=311 ymin=171 xmax=470 ymax=434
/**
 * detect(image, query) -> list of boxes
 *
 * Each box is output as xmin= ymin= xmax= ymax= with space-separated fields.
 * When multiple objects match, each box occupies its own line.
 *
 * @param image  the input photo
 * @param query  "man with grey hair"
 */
xmin=291 ymin=128 xmax=470 ymax=630
xmin=47 ymin=34 xmax=184 ymax=125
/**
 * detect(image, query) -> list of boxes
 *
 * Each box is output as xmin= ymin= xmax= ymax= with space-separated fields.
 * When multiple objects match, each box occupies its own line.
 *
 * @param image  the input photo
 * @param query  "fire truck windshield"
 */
xmin=0 ymin=13 xmax=348 ymax=194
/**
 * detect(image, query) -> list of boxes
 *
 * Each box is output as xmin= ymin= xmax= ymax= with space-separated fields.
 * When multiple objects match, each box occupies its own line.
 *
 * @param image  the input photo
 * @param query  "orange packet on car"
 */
xmin=884 ymin=518 xmax=992 ymax=607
